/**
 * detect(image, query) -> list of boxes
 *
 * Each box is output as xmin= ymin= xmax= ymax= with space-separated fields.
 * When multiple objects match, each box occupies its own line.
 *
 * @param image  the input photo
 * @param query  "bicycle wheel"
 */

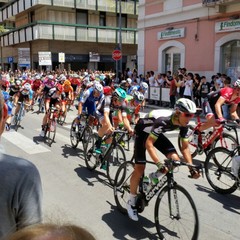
xmin=106 ymin=144 xmax=126 ymax=185
xmin=82 ymin=125 xmax=93 ymax=151
xmin=155 ymin=185 xmax=199 ymax=240
xmin=212 ymin=133 xmax=238 ymax=151
xmin=205 ymin=147 xmax=238 ymax=194
xmin=57 ymin=112 xmax=66 ymax=125
xmin=14 ymin=105 xmax=23 ymax=132
xmin=70 ymin=119 xmax=80 ymax=148
xmin=178 ymin=125 xmax=198 ymax=158
xmin=47 ymin=119 xmax=56 ymax=146
xmin=84 ymin=134 xmax=98 ymax=170
xmin=114 ymin=161 xmax=135 ymax=214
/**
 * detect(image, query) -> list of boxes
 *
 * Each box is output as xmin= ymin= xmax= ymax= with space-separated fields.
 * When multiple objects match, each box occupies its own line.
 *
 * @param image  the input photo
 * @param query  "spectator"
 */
xmin=5 ymin=223 xmax=96 ymax=240
xmin=148 ymin=71 xmax=155 ymax=87
xmin=178 ymin=74 xmax=185 ymax=98
xmin=183 ymin=72 xmax=193 ymax=100
xmin=0 ymin=92 xmax=42 ymax=239
xmin=193 ymin=73 xmax=201 ymax=107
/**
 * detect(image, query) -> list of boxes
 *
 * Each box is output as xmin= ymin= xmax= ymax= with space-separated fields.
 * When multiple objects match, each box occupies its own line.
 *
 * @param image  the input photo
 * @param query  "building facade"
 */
xmin=138 ymin=0 xmax=240 ymax=81
xmin=0 ymin=0 xmax=138 ymax=71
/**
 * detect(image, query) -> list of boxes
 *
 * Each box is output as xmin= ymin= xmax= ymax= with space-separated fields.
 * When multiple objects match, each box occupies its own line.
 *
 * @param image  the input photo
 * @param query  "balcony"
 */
xmin=0 ymin=21 xmax=138 ymax=46
xmin=203 ymin=0 xmax=239 ymax=6
xmin=0 ymin=0 xmax=138 ymax=22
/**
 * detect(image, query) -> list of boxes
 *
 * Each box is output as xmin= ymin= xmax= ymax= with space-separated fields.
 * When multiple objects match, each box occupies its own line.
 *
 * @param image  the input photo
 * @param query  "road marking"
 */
xmin=3 ymin=131 xmax=51 ymax=154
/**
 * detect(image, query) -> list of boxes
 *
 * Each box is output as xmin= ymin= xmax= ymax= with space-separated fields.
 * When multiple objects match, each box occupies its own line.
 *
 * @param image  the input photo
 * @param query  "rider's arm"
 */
xmin=229 ymin=103 xmax=239 ymax=120
xmin=215 ymin=97 xmax=226 ymax=119
xmin=145 ymin=135 xmax=159 ymax=164
xmin=103 ymin=110 xmax=112 ymax=129
xmin=180 ymin=139 xmax=193 ymax=165
xmin=77 ymin=101 xmax=83 ymax=116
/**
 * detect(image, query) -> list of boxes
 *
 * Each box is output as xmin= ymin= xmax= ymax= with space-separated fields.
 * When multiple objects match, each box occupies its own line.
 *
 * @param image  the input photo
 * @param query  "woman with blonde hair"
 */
xmin=6 ymin=223 xmax=96 ymax=240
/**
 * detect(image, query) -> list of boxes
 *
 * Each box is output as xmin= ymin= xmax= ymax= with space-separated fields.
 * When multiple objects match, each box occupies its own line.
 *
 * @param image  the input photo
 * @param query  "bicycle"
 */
xmin=69 ymin=113 xmax=96 ymax=150
xmin=84 ymin=129 xmax=128 ymax=185
xmin=37 ymin=94 xmax=45 ymax=113
xmin=178 ymin=110 xmax=239 ymax=158
xmin=43 ymin=106 xmax=58 ymax=146
xmin=114 ymin=158 xmax=203 ymax=240
xmin=13 ymin=101 xmax=30 ymax=132
xmin=205 ymin=143 xmax=240 ymax=194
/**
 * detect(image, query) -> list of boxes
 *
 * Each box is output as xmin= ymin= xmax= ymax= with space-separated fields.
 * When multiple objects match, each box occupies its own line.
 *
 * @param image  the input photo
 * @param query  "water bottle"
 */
xmin=142 ymin=176 xmax=150 ymax=193
xmin=149 ymin=171 xmax=163 ymax=185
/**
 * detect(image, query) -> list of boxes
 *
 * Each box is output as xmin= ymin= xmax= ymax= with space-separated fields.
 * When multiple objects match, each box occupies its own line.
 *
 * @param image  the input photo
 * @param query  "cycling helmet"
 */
xmin=15 ymin=80 xmax=21 ymax=85
xmin=113 ymin=87 xmax=127 ymax=100
xmin=103 ymin=86 xmax=112 ymax=95
xmin=35 ymin=75 xmax=41 ymax=80
xmin=56 ymin=83 xmax=63 ymax=92
xmin=94 ymin=83 xmax=103 ymax=93
xmin=175 ymin=98 xmax=196 ymax=114
xmin=234 ymin=79 xmax=240 ymax=88
xmin=140 ymin=82 xmax=148 ymax=91
xmin=120 ymin=80 xmax=128 ymax=91
xmin=64 ymin=80 xmax=71 ymax=86
xmin=112 ymin=83 xmax=119 ymax=90
xmin=48 ymin=75 xmax=54 ymax=80
xmin=61 ymin=76 xmax=67 ymax=81
xmin=126 ymin=78 xmax=132 ymax=85
xmin=133 ymin=91 xmax=144 ymax=102
xmin=23 ymin=83 xmax=31 ymax=91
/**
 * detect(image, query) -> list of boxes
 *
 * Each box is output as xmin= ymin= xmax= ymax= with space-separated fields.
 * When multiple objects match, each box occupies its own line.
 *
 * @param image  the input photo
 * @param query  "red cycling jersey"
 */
xmin=220 ymin=87 xmax=240 ymax=105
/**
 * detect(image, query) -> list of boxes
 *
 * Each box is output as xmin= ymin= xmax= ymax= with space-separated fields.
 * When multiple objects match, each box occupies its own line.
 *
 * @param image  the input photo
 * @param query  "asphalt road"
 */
xmin=2 ymin=104 xmax=239 ymax=240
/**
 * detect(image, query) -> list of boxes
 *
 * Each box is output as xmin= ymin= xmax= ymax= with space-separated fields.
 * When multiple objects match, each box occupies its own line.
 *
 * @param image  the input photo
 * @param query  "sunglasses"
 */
xmin=181 ymin=112 xmax=194 ymax=118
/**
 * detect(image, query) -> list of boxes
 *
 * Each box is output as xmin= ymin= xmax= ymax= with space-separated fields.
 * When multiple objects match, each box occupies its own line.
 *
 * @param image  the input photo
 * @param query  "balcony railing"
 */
xmin=0 ymin=21 xmax=138 ymax=47
xmin=203 ymin=0 xmax=239 ymax=6
xmin=0 ymin=0 xmax=138 ymax=22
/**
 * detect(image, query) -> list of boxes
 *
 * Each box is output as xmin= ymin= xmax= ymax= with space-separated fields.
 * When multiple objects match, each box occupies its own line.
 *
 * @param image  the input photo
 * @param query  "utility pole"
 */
xmin=118 ymin=0 xmax=122 ymax=75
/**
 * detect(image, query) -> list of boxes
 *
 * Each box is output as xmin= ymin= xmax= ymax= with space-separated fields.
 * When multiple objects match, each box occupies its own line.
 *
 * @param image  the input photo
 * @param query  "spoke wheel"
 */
xmin=70 ymin=119 xmax=81 ymax=149
xmin=84 ymin=134 xmax=98 ymax=170
xmin=106 ymin=144 xmax=126 ymax=185
xmin=114 ymin=161 xmax=135 ymax=214
xmin=212 ymin=133 xmax=238 ymax=151
xmin=46 ymin=120 xmax=56 ymax=146
xmin=155 ymin=185 xmax=199 ymax=240
xmin=204 ymin=147 xmax=238 ymax=194
xmin=82 ymin=126 xmax=93 ymax=151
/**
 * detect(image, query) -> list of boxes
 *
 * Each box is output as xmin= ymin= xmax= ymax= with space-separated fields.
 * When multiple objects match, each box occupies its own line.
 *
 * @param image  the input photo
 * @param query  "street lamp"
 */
xmin=118 ymin=0 xmax=122 ymax=74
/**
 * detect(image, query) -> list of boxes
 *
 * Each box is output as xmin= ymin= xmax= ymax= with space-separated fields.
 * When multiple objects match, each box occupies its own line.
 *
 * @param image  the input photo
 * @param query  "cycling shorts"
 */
xmin=134 ymin=127 xmax=176 ymax=165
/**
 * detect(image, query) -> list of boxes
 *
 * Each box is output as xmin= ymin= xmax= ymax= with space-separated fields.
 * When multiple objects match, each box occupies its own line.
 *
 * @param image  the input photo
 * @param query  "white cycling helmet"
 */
xmin=15 ymin=80 xmax=21 ymax=85
xmin=234 ymin=79 xmax=240 ymax=88
xmin=175 ymin=98 xmax=196 ymax=114
xmin=126 ymin=78 xmax=132 ymax=85
xmin=94 ymin=83 xmax=103 ymax=94
xmin=23 ymin=83 xmax=31 ymax=91
xmin=140 ymin=82 xmax=148 ymax=91
xmin=48 ymin=75 xmax=54 ymax=80
xmin=133 ymin=91 xmax=144 ymax=102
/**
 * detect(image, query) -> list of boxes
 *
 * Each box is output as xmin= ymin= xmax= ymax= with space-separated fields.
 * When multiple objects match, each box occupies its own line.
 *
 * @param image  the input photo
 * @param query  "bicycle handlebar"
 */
xmin=224 ymin=121 xmax=240 ymax=130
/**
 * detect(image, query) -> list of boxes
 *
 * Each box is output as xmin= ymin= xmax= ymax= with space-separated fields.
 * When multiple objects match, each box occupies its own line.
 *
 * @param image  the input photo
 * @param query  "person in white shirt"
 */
xmin=148 ymin=71 xmax=155 ymax=87
xmin=183 ymin=72 xmax=193 ymax=100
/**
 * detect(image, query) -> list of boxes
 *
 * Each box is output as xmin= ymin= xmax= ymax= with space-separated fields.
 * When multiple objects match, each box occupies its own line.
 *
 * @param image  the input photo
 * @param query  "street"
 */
xmin=2 ymin=105 xmax=240 ymax=240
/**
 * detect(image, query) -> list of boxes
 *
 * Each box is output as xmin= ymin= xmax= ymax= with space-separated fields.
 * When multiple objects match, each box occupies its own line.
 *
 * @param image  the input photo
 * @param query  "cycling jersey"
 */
xmin=134 ymin=109 xmax=189 ymax=164
xmin=136 ymin=109 xmax=189 ymax=139
xmin=32 ymin=80 xmax=41 ymax=92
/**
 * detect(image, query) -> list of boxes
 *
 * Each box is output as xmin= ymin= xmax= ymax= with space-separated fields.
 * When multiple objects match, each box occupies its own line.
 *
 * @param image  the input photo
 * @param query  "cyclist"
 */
xmin=70 ymin=74 xmax=81 ymax=101
xmin=13 ymin=83 xmax=32 ymax=117
xmin=127 ymin=98 xmax=200 ymax=221
xmin=95 ymin=87 xmax=134 ymax=153
xmin=39 ymin=83 xmax=65 ymax=137
xmin=112 ymin=91 xmax=144 ymax=128
xmin=2 ymin=91 xmax=13 ymax=130
xmin=200 ymin=78 xmax=240 ymax=132
xmin=9 ymin=79 xmax=21 ymax=100
xmin=62 ymin=79 xmax=74 ymax=114
xmin=73 ymin=83 xmax=103 ymax=129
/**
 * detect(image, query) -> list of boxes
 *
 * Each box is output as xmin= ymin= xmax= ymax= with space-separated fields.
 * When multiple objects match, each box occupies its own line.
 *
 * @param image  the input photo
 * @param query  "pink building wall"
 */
xmin=145 ymin=0 xmax=163 ymax=15
xmin=183 ymin=0 xmax=201 ymax=7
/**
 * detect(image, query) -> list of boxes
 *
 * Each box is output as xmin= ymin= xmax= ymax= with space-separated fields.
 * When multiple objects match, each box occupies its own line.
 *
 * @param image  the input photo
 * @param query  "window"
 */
xmin=222 ymin=40 xmax=240 ymax=81
xmin=117 ymin=14 xmax=127 ymax=28
xmin=76 ymin=10 xmax=88 ymax=25
xmin=99 ymin=12 xmax=106 ymax=26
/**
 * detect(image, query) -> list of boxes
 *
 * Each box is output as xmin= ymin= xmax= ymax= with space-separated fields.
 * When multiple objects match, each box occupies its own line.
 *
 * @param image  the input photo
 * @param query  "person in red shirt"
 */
xmin=199 ymin=79 xmax=240 ymax=132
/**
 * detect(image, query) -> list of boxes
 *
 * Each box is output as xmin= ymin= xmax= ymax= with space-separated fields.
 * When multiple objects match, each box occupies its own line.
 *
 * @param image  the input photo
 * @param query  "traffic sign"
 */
xmin=8 ymin=57 xmax=13 ymax=63
xmin=112 ymin=49 xmax=122 ymax=61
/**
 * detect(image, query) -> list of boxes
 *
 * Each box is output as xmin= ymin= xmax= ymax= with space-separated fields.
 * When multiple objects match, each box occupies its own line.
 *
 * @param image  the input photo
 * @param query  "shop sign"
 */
xmin=157 ymin=28 xmax=185 ymax=40
xmin=215 ymin=19 xmax=240 ymax=33
xmin=39 ymin=51 xmax=52 ymax=66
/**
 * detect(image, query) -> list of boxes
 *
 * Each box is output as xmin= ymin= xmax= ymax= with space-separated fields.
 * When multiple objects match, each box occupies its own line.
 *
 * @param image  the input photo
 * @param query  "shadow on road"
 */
xmin=61 ymin=144 xmax=84 ymax=159
xmin=195 ymin=184 xmax=240 ymax=215
xmin=102 ymin=202 xmax=158 ymax=240
xmin=74 ymin=165 xmax=112 ymax=189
